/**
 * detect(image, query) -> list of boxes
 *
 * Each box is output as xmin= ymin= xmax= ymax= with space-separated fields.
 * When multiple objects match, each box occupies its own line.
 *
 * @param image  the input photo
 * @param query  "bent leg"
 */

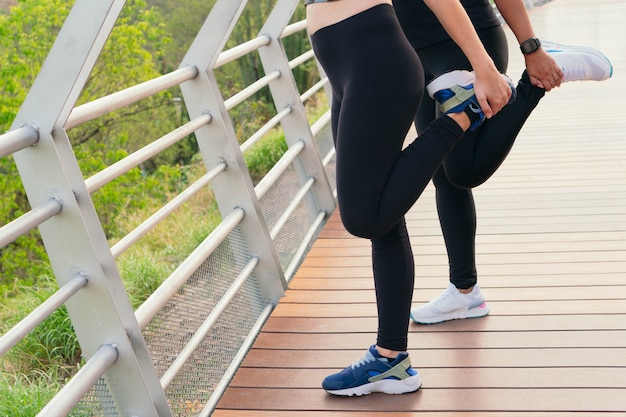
xmin=444 ymin=72 xmax=546 ymax=187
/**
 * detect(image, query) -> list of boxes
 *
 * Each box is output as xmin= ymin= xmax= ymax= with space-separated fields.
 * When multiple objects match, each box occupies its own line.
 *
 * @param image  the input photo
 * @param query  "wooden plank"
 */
xmin=228 ymin=367 xmax=626 ymax=389
xmin=293 ymin=262 xmax=626 ymax=277
xmin=280 ymin=286 xmax=626 ymax=304
xmin=252 ymin=331 xmax=626 ymax=350
xmin=214 ymin=412 xmax=626 ymax=417
xmin=271 ymin=300 xmax=626 ymax=317
xmin=289 ymin=274 xmax=626 ymax=290
xmin=216 ymin=388 xmax=626 ymax=412
xmin=298 ymin=250 xmax=626 ymax=267
xmin=306 ymin=239 xmax=626 ymax=258
xmin=242 ymin=347 xmax=626 ymax=368
xmin=260 ymin=315 xmax=626 ymax=333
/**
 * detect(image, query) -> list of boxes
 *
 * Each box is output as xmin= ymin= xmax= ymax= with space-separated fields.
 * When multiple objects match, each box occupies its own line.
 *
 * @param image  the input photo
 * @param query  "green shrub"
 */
xmin=244 ymin=131 xmax=288 ymax=184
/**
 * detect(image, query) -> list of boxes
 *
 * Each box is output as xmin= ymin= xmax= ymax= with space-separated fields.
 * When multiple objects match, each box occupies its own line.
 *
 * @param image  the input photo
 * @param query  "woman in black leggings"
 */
xmin=392 ymin=0 xmax=612 ymax=324
xmin=305 ymin=0 xmax=513 ymax=397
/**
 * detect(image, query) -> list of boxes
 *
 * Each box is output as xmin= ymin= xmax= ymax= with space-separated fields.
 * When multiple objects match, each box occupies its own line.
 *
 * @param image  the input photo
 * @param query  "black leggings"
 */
xmin=311 ymin=4 xmax=464 ymax=351
xmin=415 ymin=26 xmax=546 ymax=288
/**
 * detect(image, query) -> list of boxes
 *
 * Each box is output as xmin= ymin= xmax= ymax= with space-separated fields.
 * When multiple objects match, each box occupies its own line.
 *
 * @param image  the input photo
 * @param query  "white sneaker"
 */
xmin=410 ymin=283 xmax=490 ymax=324
xmin=542 ymin=40 xmax=613 ymax=82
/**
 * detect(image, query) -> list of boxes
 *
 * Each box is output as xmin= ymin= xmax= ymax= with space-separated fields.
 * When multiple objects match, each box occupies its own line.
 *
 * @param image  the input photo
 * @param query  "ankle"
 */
xmin=457 ymin=286 xmax=474 ymax=294
xmin=375 ymin=345 xmax=404 ymax=360
xmin=447 ymin=112 xmax=471 ymax=131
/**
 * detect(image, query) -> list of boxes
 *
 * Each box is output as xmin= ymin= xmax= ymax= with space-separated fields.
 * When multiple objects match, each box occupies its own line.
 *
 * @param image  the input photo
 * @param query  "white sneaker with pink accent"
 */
xmin=411 ymin=283 xmax=490 ymax=324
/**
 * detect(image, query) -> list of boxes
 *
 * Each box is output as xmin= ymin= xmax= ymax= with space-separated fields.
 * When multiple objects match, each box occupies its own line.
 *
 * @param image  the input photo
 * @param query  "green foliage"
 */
xmin=1 ymin=275 xmax=79 ymax=379
xmin=0 ymin=371 xmax=59 ymax=417
xmin=0 ymin=0 xmax=70 ymax=130
xmin=244 ymin=131 xmax=288 ymax=184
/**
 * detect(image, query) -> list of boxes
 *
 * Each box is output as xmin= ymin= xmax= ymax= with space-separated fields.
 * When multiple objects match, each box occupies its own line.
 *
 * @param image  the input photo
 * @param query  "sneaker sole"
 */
xmin=542 ymin=40 xmax=608 ymax=60
xmin=324 ymin=374 xmax=422 ymax=397
xmin=411 ymin=302 xmax=490 ymax=325
xmin=426 ymin=70 xmax=475 ymax=99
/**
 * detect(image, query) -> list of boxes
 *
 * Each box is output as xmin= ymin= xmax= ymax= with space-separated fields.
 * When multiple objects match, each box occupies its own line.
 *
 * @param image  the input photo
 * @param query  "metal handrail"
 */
xmin=160 ymin=256 xmax=259 ymax=389
xmin=1 ymin=1 xmax=334 ymax=415
xmin=0 ymin=198 xmax=63 ymax=250
xmin=255 ymin=139 xmax=305 ymax=200
xmin=0 ymin=124 xmax=39 ymax=157
xmin=66 ymin=66 xmax=200 ymax=129
xmin=0 ymin=273 xmax=88 ymax=356
xmin=36 ymin=344 xmax=119 ymax=417
xmin=84 ymin=113 xmax=212 ymax=193
xmin=110 ymin=162 xmax=226 ymax=258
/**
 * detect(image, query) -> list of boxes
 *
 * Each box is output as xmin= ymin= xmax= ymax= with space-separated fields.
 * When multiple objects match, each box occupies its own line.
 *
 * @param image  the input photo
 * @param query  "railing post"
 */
xmin=8 ymin=0 xmax=172 ymax=414
xmin=258 ymin=0 xmax=337 ymax=219
xmin=177 ymin=0 xmax=288 ymax=305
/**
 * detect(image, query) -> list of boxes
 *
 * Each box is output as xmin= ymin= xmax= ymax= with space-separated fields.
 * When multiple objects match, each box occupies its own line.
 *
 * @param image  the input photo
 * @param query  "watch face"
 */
xmin=521 ymin=38 xmax=540 ymax=54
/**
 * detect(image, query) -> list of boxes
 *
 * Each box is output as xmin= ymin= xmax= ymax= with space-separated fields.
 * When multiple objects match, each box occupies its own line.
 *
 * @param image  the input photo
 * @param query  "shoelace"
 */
xmin=350 ymin=351 xmax=376 ymax=369
xmin=429 ymin=288 xmax=456 ymax=306
xmin=562 ymin=66 xmax=586 ymax=82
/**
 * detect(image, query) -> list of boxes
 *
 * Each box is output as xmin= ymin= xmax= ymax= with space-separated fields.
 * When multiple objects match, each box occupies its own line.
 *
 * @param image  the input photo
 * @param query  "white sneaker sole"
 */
xmin=426 ymin=70 xmax=475 ymax=99
xmin=541 ymin=40 xmax=608 ymax=60
xmin=325 ymin=374 xmax=422 ymax=396
xmin=411 ymin=302 xmax=490 ymax=325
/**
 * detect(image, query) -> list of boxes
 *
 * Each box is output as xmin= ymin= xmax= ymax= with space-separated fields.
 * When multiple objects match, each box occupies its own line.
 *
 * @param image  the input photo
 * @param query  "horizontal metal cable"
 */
xmin=281 ymin=19 xmax=306 ymax=38
xmin=270 ymin=177 xmax=315 ymax=239
xmin=240 ymin=106 xmax=292 ymax=154
xmin=301 ymin=76 xmax=328 ymax=104
xmin=225 ymin=70 xmax=281 ymax=111
xmin=254 ymin=139 xmax=305 ymax=200
xmin=36 ymin=344 xmax=118 ymax=417
xmin=199 ymin=302 xmax=274 ymax=417
xmin=84 ymin=113 xmax=211 ymax=193
xmin=0 ymin=273 xmax=88 ymax=357
xmin=66 ymin=66 xmax=199 ymax=129
xmin=289 ymin=49 xmax=315 ymax=70
xmin=110 ymin=161 xmax=226 ymax=258
xmin=285 ymin=209 xmax=326 ymax=281
xmin=135 ymin=207 xmax=246 ymax=330
xmin=0 ymin=198 xmax=63 ymax=250
xmin=311 ymin=109 xmax=331 ymax=137
xmin=160 ymin=256 xmax=259 ymax=389
xmin=215 ymin=35 xmax=271 ymax=69
xmin=0 ymin=124 xmax=39 ymax=158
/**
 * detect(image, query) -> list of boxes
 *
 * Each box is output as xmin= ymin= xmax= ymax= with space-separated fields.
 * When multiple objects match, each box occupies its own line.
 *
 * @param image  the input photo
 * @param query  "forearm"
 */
xmin=422 ymin=0 xmax=513 ymax=116
xmin=422 ymin=0 xmax=496 ymax=73
xmin=493 ymin=0 xmax=536 ymax=43
xmin=494 ymin=0 xmax=563 ymax=90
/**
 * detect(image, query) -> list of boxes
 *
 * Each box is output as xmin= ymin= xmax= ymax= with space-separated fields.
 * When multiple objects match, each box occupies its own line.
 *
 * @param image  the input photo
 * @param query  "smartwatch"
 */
xmin=520 ymin=37 xmax=541 ymax=55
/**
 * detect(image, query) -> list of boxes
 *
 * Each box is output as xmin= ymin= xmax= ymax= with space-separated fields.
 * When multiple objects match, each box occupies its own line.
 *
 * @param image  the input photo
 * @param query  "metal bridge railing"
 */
xmin=0 ymin=0 xmax=335 ymax=416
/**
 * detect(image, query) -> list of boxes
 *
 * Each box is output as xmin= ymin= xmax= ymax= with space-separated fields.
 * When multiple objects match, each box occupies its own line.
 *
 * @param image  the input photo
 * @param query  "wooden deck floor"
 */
xmin=213 ymin=0 xmax=626 ymax=415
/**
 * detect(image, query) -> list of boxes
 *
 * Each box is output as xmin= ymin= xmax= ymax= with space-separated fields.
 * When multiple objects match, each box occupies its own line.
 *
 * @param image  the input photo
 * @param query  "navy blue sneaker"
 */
xmin=322 ymin=345 xmax=422 ymax=396
xmin=427 ymin=70 xmax=516 ymax=131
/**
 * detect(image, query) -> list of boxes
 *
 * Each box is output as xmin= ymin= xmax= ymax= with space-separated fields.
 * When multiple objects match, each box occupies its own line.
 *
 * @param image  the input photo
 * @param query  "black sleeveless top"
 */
xmin=392 ymin=0 xmax=501 ymax=49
